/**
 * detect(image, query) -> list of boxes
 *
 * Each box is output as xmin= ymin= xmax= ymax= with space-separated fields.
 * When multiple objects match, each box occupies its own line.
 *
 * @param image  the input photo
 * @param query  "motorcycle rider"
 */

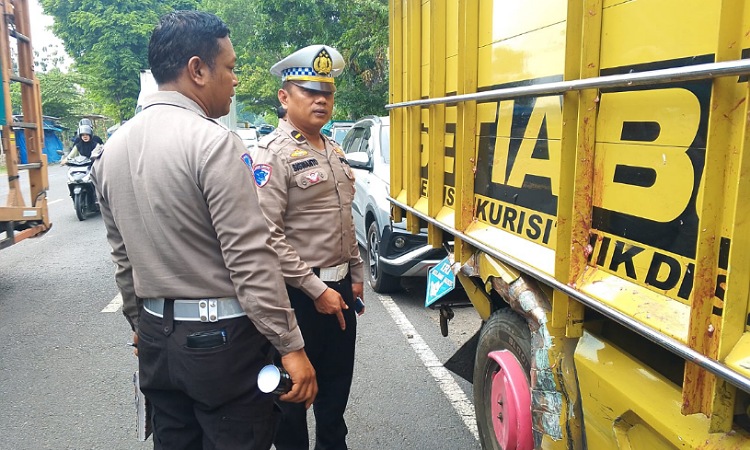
xmin=61 ymin=125 xmax=103 ymax=165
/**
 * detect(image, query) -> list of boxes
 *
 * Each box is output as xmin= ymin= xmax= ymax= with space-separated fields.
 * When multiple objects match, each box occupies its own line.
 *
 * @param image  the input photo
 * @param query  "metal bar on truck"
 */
xmin=386 ymin=59 xmax=750 ymax=109
xmin=426 ymin=0 xmax=446 ymax=249
xmin=453 ymin=0 xmax=480 ymax=276
xmin=389 ymin=196 xmax=750 ymax=395
xmin=389 ymin=0 xmax=404 ymax=222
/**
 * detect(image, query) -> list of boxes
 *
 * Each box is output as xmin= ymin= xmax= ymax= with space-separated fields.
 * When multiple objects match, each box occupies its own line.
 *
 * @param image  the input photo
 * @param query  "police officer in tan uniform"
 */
xmin=252 ymin=45 xmax=364 ymax=450
xmin=91 ymin=11 xmax=316 ymax=450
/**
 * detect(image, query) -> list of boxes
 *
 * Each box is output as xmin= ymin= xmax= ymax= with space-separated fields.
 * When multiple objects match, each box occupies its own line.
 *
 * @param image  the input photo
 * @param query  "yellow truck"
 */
xmin=388 ymin=0 xmax=750 ymax=448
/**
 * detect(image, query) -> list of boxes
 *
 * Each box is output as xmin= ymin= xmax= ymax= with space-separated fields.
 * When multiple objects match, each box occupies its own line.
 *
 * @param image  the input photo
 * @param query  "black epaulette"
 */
xmin=290 ymin=130 xmax=306 ymax=144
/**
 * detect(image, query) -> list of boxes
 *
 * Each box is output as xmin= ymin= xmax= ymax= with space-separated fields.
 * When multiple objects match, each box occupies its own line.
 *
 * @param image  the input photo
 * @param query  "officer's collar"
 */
xmin=142 ymin=91 xmax=211 ymax=119
xmin=277 ymin=119 xmax=332 ymax=147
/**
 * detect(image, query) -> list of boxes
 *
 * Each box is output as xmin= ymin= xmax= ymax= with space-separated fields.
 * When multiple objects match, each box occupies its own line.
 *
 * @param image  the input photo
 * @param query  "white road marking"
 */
xmin=101 ymin=293 xmax=122 ymax=313
xmin=379 ymin=295 xmax=479 ymax=441
xmin=48 ymin=199 xmax=63 ymax=205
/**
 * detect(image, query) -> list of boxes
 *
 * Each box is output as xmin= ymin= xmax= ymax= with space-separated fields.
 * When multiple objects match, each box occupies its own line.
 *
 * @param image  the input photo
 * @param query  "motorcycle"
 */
xmin=65 ymin=155 xmax=100 ymax=221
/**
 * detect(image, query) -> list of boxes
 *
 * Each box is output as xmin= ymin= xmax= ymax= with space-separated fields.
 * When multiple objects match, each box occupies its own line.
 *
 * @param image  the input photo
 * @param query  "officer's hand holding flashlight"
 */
xmin=279 ymin=349 xmax=318 ymax=409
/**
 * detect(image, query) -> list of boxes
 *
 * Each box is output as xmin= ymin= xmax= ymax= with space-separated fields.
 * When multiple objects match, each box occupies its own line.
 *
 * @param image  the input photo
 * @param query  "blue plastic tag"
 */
xmin=425 ymin=256 xmax=455 ymax=307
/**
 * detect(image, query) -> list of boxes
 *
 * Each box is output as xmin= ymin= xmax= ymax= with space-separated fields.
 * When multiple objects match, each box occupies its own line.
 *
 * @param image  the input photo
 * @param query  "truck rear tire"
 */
xmin=366 ymin=221 xmax=400 ymax=293
xmin=473 ymin=308 xmax=533 ymax=450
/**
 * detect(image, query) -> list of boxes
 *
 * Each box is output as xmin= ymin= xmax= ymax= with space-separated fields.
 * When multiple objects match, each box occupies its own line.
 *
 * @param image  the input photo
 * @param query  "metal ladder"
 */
xmin=0 ymin=0 xmax=49 ymax=250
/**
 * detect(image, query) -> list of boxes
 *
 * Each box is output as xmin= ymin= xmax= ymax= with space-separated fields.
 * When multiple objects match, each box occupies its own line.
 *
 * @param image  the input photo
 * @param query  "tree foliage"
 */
xmin=33 ymin=44 xmax=68 ymax=73
xmin=204 ymin=0 xmax=389 ymax=120
xmin=36 ymin=0 xmax=388 ymax=123
xmin=39 ymin=0 xmax=198 ymax=122
xmin=36 ymin=69 xmax=82 ymax=119
xmin=11 ymin=68 xmax=93 ymax=131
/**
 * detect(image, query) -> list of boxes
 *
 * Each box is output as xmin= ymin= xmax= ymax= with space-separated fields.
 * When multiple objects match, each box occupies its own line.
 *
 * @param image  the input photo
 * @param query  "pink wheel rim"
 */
xmin=488 ymin=350 xmax=533 ymax=450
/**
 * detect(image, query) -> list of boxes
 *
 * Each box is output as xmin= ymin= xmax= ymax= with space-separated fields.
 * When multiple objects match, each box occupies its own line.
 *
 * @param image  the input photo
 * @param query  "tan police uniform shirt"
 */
xmin=252 ymin=119 xmax=364 ymax=300
xmin=91 ymin=91 xmax=303 ymax=354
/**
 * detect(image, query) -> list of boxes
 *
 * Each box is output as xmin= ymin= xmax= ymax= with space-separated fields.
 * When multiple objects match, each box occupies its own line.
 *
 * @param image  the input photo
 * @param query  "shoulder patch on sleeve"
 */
xmin=240 ymin=153 xmax=254 ymax=172
xmin=253 ymin=163 xmax=272 ymax=188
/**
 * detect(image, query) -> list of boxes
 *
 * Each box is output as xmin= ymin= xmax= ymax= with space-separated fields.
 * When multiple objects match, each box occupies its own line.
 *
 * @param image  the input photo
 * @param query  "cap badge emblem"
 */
xmin=313 ymin=49 xmax=333 ymax=75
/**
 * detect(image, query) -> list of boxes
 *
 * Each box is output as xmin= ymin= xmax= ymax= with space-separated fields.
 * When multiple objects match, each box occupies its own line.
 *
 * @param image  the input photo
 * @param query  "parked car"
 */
xmin=235 ymin=127 xmax=258 ymax=151
xmin=257 ymin=124 xmax=275 ymax=136
xmin=323 ymin=120 xmax=353 ymax=144
xmin=342 ymin=116 xmax=446 ymax=292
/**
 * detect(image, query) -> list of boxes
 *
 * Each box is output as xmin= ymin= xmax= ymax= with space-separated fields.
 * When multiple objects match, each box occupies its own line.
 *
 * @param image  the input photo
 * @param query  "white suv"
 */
xmin=342 ymin=116 xmax=446 ymax=292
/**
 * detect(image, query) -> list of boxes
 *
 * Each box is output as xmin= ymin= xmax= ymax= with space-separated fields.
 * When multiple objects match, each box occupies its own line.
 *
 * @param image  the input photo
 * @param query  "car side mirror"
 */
xmin=346 ymin=151 xmax=372 ymax=170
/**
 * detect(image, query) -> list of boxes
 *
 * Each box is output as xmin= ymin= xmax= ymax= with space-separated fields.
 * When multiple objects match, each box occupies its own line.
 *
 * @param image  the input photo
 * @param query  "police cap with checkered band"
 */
xmin=270 ymin=45 xmax=344 ymax=93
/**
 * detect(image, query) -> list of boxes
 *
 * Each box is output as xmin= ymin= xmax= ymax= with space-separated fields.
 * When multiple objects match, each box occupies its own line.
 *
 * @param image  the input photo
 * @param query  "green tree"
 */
xmin=334 ymin=0 xmax=389 ymax=119
xmin=36 ymin=69 xmax=84 ymax=120
xmin=39 ymin=0 xmax=198 ymax=122
xmin=204 ymin=0 xmax=389 ymax=120
xmin=34 ymin=44 xmax=68 ymax=73
xmin=10 ymin=68 xmax=92 ymax=131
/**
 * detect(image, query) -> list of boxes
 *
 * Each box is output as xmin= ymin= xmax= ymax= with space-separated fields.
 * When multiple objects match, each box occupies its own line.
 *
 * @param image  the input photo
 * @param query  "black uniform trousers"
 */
xmin=274 ymin=275 xmax=357 ymax=450
xmin=137 ymin=300 xmax=277 ymax=450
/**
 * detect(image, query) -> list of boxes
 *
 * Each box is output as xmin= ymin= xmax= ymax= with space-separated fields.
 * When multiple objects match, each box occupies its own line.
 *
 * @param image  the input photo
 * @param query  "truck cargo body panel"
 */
xmin=390 ymin=0 xmax=750 ymax=447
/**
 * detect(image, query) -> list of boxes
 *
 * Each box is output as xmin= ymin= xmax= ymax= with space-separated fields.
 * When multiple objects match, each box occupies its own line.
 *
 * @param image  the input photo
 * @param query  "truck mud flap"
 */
xmin=444 ymin=327 xmax=480 ymax=383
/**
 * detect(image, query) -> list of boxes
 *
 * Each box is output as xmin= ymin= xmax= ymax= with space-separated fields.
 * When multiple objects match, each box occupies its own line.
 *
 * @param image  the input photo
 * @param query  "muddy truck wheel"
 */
xmin=473 ymin=308 xmax=534 ymax=450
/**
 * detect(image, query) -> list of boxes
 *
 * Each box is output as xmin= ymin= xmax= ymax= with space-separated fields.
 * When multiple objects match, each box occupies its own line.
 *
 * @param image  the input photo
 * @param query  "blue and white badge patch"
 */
xmin=253 ymin=164 xmax=272 ymax=188
xmin=240 ymin=153 xmax=254 ymax=172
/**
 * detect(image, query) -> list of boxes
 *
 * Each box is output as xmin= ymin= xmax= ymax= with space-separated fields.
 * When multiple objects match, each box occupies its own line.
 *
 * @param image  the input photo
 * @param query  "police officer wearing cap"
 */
xmin=252 ymin=45 xmax=365 ymax=450
xmin=91 ymin=11 xmax=317 ymax=449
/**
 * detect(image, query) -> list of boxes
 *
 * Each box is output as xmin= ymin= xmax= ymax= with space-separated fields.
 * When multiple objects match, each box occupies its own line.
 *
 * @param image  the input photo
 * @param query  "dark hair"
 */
xmin=148 ymin=10 xmax=230 ymax=85
xmin=277 ymin=105 xmax=287 ymax=119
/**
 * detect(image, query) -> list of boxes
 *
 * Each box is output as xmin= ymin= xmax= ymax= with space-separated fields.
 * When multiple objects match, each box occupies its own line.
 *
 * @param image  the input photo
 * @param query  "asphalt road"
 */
xmin=1 ymin=164 xmax=483 ymax=450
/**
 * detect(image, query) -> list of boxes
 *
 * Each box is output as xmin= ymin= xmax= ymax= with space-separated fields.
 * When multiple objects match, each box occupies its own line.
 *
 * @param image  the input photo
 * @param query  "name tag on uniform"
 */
xmin=291 ymin=158 xmax=319 ymax=173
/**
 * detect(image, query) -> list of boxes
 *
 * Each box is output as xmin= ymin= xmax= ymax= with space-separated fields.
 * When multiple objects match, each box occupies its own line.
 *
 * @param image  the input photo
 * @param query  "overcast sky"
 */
xmin=28 ymin=0 xmax=72 ymax=70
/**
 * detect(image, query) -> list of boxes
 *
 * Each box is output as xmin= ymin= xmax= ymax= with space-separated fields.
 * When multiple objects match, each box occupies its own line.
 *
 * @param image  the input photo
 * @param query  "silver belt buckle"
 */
xmin=196 ymin=299 xmax=219 ymax=322
xmin=198 ymin=300 xmax=209 ymax=322
xmin=208 ymin=299 xmax=218 ymax=322
xmin=319 ymin=263 xmax=348 ymax=282
xmin=336 ymin=263 xmax=348 ymax=281
xmin=319 ymin=266 xmax=338 ymax=282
